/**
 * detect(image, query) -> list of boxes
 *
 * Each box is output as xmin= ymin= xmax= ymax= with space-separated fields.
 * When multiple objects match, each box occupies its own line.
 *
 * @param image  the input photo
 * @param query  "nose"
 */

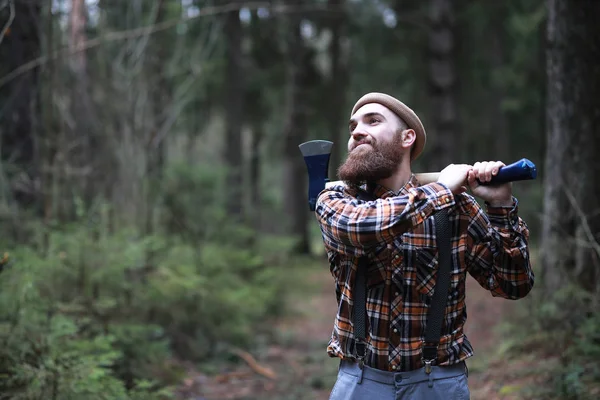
xmin=351 ymin=130 xmax=367 ymax=142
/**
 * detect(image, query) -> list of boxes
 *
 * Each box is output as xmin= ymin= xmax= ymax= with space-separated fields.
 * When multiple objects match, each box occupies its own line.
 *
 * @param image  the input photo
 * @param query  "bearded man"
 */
xmin=314 ymin=92 xmax=534 ymax=399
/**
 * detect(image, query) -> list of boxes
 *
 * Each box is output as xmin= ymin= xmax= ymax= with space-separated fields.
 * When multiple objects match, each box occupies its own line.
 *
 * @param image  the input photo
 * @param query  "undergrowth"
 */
xmin=0 ymin=164 xmax=297 ymax=400
xmin=495 ymin=283 xmax=600 ymax=400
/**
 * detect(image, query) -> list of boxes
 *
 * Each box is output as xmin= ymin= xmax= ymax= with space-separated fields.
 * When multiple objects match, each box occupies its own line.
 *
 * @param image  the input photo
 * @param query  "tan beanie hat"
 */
xmin=350 ymin=92 xmax=426 ymax=161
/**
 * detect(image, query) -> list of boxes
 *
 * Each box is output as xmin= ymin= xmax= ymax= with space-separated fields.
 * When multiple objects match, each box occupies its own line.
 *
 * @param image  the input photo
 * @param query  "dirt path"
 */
xmin=177 ymin=266 xmax=537 ymax=400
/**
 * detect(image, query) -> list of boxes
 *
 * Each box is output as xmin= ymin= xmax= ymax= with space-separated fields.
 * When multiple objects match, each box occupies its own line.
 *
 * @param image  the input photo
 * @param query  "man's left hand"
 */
xmin=467 ymin=161 xmax=513 ymax=207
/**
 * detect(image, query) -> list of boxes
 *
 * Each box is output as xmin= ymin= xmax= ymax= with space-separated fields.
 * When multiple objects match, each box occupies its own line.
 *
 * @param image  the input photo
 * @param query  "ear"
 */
xmin=401 ymin=129 xmax=416 ymax=150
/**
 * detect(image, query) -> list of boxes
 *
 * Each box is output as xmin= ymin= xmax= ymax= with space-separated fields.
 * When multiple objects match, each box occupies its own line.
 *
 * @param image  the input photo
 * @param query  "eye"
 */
xmin=369 ymin=117 xmax=380 ymax=124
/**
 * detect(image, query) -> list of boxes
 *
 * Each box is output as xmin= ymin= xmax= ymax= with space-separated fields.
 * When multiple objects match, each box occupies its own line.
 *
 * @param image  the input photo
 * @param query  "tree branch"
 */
xmin=563 ymin=187 xmax=600 ymax=260
xmin=0 ymin=0 xmax=14 ymax=47
xmin=0 ymin=1 xmax=345 ymax=90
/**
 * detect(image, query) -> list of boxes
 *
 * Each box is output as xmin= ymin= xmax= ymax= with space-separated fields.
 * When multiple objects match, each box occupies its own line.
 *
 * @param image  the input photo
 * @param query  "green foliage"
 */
xmin=0 ymin=165 xmax=291 ymax=399
xmin=0 ymin=235 xmax=175 ymax=399
xmin=162 ymin=163 xmax=228 ymax=241
xmin=556 ymin=297 xmax=600 ymax=399
xmin=496 ymin=283 xmax=600 ymax=399
xmin=457 ymin=0 xmax=546 ymax=172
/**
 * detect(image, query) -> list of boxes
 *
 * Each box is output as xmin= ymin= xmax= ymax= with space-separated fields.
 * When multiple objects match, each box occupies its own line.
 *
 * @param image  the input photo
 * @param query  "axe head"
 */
xmin=299 ymin=140 xmax=334 ymax=211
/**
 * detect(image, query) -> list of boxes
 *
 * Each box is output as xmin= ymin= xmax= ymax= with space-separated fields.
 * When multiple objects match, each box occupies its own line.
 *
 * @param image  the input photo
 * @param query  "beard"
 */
xmin=337 ymin=132 xmax=404 ymax=187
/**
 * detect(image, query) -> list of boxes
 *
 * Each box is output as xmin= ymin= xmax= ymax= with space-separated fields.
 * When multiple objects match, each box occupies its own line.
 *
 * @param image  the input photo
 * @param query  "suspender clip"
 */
xmin=424 ymin=359 xmax=433 ymax=375
xmin=355 ymin=338 xmax=366 ymax=370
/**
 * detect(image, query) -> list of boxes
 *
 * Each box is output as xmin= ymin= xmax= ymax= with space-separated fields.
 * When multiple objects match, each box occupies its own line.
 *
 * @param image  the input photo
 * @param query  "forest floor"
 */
xmin=176 ymin=259 xmax=556 ymax=400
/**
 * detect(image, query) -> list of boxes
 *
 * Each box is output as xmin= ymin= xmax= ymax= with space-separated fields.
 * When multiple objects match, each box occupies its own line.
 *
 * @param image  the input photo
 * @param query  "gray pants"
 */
xmin=329 ymin=360 xmax=470 ymax=400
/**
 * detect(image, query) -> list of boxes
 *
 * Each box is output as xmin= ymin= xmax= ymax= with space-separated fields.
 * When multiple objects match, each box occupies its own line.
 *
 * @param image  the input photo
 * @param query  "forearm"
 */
xmin=468 ymin=198 xmax=535 ymax=299
xmin=315 ymin=183 xmax=454 ymax=256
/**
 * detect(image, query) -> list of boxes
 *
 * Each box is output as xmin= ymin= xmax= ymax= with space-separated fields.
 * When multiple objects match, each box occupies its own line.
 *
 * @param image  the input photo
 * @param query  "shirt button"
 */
xmin=393 ymin=328 xmax=398 ymax=333
xmin=445 ymin=197 xmax=451 ymax=203
xmin=391 ymin=365 xmax=397 ymax=370
xmin=394 ymin=291 xmax=399 ymax=296
xmin=394 ymin=255 xmax=400 ymax=260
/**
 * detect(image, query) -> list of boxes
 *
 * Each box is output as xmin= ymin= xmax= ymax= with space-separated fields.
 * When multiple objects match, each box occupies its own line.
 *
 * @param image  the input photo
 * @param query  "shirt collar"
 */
xmin=366 ymin=174 xmax=419 ymax=199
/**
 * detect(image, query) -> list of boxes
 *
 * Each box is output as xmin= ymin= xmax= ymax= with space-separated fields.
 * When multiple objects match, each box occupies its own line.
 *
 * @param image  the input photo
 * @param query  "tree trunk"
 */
xmin=0 ymin=1 xmax=42 ymax=218
xmin=249 ymin=123 xmax=263 ymax=232
xmin=541 ymin=0 xmax=600 ymax=296
xmin=69 ymin=0 xmax=86 ymax=74
xmin=488 ymin=3 xmax=509 ymax=162
xmin=68 ymin=0 xmax=95 ymax=216
xmin=327 ymin=0 xmax=349 ymax=180
xmin=427 ymin=0 xmax=459 ymax=170
xmin=245 ymin=7 xmax=282 ymax=235
xmin=282 ymin=9 xmax=313 ymax=254
xmin=224 ymin=5 xmax=245 ymax=220
xmin=146 ymin=0 xmax=169 ymax=235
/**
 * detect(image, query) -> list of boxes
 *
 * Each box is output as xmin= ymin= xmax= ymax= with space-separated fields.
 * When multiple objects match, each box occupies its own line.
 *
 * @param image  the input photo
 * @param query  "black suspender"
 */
xmin=422 ymin=210 xmax=452 ymax=372
xmin=353 ymin=256 xmax=368 ymax=366
xmin=353 ymin=190 xmax=374 ymax=368
xmin=353 ymin=189 xmax=452 ymax=372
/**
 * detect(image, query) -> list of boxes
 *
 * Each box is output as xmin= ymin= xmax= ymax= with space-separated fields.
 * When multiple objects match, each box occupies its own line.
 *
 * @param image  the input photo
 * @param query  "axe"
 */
xmin=298 ymin=140 xmax=537 ymax=211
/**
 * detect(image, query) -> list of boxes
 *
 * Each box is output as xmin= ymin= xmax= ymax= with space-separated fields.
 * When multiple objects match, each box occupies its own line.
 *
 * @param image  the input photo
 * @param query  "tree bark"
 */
xmin=427 ymin=0 xmax=459 ymax=170
xmin=542 ymin=0 xmax=600 ymax=295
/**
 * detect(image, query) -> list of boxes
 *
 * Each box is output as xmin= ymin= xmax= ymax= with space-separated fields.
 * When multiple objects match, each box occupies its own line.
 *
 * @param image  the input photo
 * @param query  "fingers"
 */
xmin=467 ymin=169 xmax=477 ymax=188
xmin=437 ymin=164 xmax=473 ymax=194
xmin=471 ymin=161 xmax=505 ymax=183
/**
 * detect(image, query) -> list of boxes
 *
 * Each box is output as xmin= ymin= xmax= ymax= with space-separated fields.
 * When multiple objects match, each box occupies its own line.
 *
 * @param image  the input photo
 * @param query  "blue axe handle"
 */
xmin=299 ymin=139 xmax=537 ymax=211
xmin=482 ymin=158 xmax=537 ymax=185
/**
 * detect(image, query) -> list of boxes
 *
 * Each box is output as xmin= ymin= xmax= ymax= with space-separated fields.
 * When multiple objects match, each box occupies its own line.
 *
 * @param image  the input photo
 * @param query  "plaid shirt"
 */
xmin=314 ymin=175 xmax=534 ymax=372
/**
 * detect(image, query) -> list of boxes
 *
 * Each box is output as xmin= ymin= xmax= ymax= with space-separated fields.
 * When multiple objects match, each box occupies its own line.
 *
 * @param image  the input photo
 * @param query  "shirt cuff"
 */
xmin=486 ymin=196 xmax=520 ymax=230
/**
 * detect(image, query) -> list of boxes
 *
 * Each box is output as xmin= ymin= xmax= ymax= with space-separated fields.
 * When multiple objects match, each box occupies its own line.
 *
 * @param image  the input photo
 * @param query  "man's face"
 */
xmin=338 ymin=103 xmax=407 ymax=184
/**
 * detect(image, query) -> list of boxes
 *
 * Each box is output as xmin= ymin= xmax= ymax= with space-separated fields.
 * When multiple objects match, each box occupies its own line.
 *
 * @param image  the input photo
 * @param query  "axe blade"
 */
xmin=299 ymin=140 xmax=334 ymax=211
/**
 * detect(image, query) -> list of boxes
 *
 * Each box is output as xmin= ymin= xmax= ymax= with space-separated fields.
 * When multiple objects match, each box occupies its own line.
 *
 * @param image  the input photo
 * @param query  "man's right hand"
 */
xmin=437 ymin=164 xmax=471 ymax=194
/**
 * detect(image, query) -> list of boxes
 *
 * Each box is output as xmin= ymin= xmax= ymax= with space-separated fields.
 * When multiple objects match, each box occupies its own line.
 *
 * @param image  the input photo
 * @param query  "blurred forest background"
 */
xmin=1 ymin=0 xmax=599 ymax=399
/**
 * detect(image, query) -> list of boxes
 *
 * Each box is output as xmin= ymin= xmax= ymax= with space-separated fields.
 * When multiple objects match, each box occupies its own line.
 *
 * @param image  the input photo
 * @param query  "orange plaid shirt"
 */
xmin=314 ymin=175 xmax=534 ymax=372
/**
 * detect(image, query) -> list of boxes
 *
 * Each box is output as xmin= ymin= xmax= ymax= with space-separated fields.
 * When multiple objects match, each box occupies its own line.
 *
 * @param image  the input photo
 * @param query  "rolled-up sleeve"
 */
xmin=315 ymin=183 xmax=455 ymax=257
xmin=466 ymin=196 xmax=534 ymax=299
